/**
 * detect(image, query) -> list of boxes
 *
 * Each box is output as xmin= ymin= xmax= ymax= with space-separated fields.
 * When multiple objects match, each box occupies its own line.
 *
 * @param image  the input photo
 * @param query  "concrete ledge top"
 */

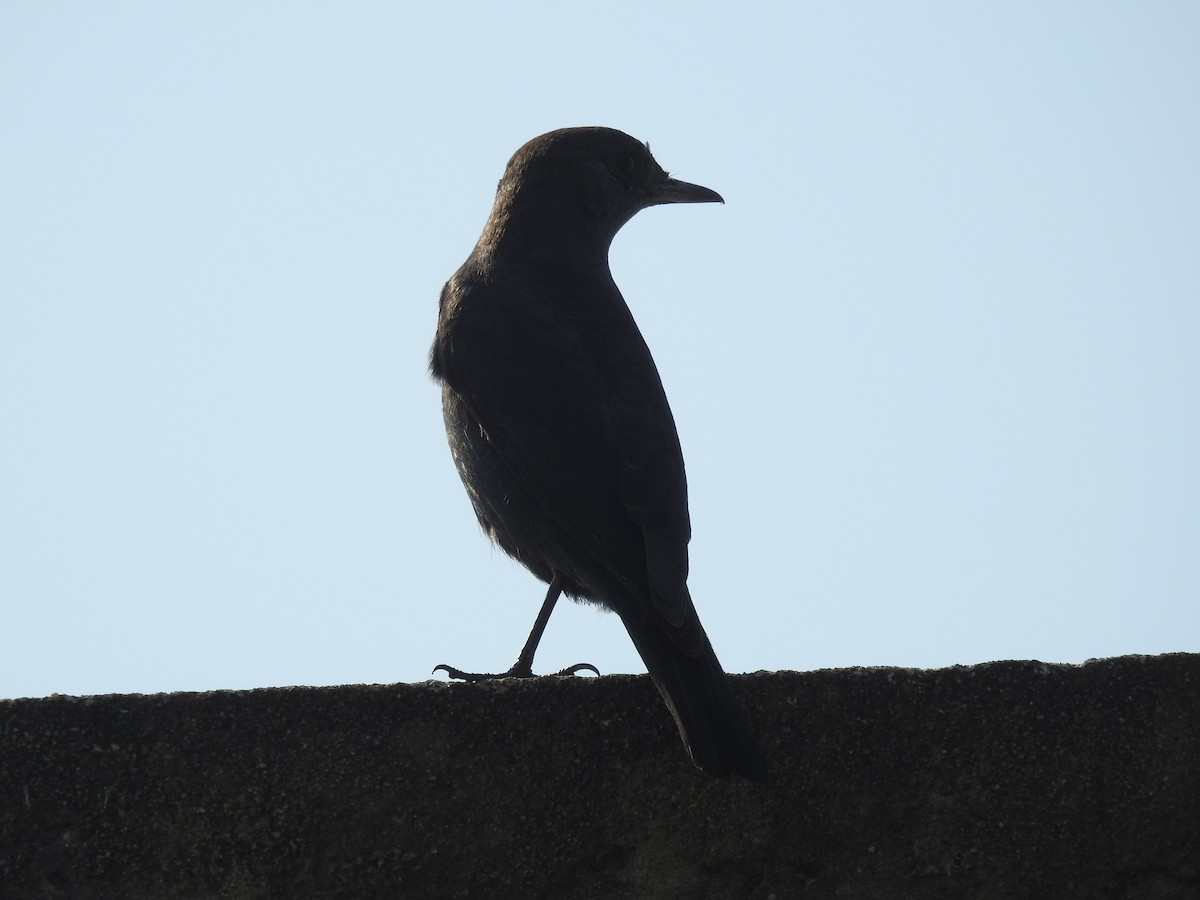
xmin=2 ymin=654 xmax=1198 ymax=899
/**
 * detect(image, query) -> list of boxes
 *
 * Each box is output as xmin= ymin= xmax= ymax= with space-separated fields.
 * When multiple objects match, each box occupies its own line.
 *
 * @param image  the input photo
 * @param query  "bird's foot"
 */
xmin=432 ymin=662 xmax=599 ymax=683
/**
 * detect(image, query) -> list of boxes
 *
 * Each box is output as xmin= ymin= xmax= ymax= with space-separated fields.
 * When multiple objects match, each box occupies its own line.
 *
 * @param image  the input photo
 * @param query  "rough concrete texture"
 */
xmin=1 ymin=654 xmax=1197 ymax=899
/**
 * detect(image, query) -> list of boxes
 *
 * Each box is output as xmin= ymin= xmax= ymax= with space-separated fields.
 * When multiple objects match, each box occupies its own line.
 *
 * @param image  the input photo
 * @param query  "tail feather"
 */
xmin=622 ymin=614 xmax=768 ymax=782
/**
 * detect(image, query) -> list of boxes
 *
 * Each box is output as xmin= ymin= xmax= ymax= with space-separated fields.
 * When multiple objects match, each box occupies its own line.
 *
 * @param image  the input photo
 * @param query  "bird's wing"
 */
xmin=437 ymin=275 xmax=700 ymax=650
xmin=608 ymin=365 xmax=696 ymax=635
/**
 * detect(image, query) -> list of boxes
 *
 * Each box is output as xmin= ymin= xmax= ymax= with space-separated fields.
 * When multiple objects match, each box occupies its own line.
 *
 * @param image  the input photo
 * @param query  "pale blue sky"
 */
xmin=3 ymin=4 xmax=1197 ymax=699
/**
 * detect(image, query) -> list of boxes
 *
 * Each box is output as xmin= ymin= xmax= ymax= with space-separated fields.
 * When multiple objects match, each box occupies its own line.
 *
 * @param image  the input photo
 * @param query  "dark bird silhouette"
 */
xmin=429 ymin=127 xmax=766 ymax=782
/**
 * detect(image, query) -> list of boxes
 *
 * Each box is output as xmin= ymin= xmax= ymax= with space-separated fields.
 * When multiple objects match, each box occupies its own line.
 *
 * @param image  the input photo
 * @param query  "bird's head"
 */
xmin=481 ymin=127 xmax=722 ymax=259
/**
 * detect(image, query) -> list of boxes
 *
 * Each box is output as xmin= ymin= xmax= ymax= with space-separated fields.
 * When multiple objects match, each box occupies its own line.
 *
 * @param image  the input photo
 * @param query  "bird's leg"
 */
xmin=433 ymin=572 xmax=600 ymax=681
xmin=509 ymin=571 xmax=566 ymax=676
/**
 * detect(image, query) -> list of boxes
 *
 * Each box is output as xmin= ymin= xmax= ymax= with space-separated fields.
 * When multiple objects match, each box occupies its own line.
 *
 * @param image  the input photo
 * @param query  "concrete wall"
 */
xmin=2 ymin=654 xmax=1197 ymax=899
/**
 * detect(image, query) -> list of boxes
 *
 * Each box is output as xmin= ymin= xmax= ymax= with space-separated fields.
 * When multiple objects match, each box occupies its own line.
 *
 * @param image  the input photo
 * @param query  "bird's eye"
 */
xmin=611 ymin=152 xmax=637 ymax=179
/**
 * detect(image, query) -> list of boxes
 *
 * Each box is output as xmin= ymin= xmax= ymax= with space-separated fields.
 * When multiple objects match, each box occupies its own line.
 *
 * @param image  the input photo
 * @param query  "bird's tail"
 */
xmin=621 ymin=614 xmax=768 ymax=782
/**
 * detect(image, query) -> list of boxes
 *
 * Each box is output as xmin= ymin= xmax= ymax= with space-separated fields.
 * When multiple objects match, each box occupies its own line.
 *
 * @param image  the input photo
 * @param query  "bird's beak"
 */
xmin=649 ymin=177 xmax=724 ymax=206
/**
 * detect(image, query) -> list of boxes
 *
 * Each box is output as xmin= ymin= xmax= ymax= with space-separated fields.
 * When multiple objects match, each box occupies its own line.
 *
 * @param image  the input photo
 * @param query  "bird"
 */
xmin=429 ymin=126 xmax=766 ymax=782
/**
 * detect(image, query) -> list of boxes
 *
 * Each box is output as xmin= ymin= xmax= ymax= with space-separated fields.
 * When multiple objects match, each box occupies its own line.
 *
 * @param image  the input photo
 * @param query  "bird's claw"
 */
xmin=552 ymin=662 xmax=600 ymax=677
xmin=433 ymin=662 xmax=599 ymax=682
